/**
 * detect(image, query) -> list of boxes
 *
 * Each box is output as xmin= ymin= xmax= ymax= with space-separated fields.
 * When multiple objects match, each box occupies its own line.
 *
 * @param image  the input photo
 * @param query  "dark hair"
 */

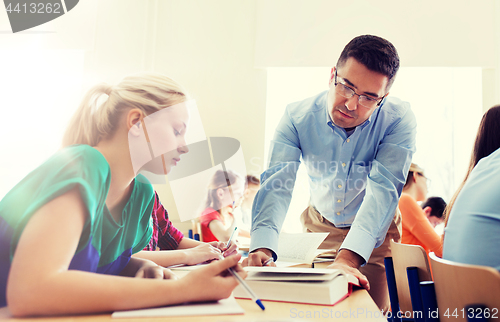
xmin=444 ymin=105 xmax=500 ymax=223
xmin=337 ymin=35 xmax=400 ymax=90
xmin=246 ymin=175 xmax=260 ymax=186
xmin=421 ymin=197 xmax=447 ymax=219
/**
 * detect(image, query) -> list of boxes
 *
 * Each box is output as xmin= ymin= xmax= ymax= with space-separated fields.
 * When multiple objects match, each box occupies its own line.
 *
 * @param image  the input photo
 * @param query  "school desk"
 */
xmin=0 ymin=288 xmax=387 ymax=322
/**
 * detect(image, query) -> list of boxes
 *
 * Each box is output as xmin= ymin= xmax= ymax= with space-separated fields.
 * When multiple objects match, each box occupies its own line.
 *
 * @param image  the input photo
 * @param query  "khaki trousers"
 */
xmin=300 ymin=205 xmax=402 ymax=312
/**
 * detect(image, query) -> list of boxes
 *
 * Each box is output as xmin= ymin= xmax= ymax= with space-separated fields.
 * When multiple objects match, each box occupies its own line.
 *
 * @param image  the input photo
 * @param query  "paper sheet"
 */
xmin=112 ymin=297 xmax=244 ymax=318
xmin=276 ymin=232 xmax=329 ymax=264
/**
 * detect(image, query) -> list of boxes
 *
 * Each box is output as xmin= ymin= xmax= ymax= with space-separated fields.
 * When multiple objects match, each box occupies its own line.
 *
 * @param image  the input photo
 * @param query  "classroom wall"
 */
xmin=2 ymin=0 xmax=500 ymax=232
xmin=80 ymin=0 xmax=268 ymax=232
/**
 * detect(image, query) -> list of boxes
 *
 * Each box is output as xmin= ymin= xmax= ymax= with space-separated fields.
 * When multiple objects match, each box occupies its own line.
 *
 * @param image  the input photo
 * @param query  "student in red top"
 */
xmin=199 ymin=170 xmax=244 ymax=242
xmin=133 ymin=191 xmax=237 ymax=267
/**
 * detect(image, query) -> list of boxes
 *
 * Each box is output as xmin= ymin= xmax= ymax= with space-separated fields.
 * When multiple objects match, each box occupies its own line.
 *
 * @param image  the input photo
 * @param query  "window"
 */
xmin=0 ymin=49 xmax=84 ymax=198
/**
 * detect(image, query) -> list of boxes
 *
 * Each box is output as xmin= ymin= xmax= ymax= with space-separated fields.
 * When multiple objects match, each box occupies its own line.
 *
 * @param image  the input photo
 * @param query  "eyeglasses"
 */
xmin=334 ymin=70 xmax=385 ymax=108
xmin=416 ymin=172 xmax=431 ymax=187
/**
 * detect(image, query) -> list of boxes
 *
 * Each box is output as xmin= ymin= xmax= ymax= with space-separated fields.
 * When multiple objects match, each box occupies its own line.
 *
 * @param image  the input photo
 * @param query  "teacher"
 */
xmin=245 ymin=35 xmax=416 ymax=311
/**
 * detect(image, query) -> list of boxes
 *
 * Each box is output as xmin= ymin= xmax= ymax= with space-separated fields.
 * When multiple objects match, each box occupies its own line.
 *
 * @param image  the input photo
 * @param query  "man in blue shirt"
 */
xmin=245 ymin=35 xmax=416 ymax=310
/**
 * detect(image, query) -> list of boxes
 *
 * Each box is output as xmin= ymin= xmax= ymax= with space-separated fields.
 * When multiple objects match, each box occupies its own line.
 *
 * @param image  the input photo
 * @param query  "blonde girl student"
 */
xmin=0 ymin=73 xmax=245 ymax=316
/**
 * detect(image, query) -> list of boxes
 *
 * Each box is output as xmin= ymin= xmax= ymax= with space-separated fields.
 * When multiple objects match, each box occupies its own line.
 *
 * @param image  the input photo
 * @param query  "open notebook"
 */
xmin=275 ymin=232 xmax=336 ymax=267
xmin=112 ymin=297 xmax=244 ymax=318
xmin=233 ymin=266 xmax=359 ymax=306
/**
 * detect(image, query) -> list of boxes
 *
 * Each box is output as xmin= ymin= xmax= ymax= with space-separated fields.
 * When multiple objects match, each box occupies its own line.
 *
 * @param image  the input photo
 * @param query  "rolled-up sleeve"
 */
xmin=250 ymin=109 xmax=302 ymax=259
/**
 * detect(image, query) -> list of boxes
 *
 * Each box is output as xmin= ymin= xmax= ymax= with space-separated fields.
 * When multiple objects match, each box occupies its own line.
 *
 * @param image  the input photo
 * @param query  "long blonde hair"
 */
xmin=403 ymin=163 xmax=424 ymax=190
xmin=62 ymin=72 xmax=188 ymax=147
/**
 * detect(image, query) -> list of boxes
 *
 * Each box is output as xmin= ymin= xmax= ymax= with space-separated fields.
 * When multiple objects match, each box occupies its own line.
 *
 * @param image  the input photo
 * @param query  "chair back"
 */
xmin=429 ymin=252 xmax=500 ymax=321
xmin=192 ymin=218 xmax=202 ymax=241
xmin=391 ymin=240 xmax=432 ymax=314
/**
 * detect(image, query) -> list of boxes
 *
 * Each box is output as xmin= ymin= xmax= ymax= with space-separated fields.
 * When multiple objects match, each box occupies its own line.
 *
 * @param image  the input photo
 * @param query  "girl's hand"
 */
xmin=208 ymin=241 xmax=238 ymax=257
xmin=183 ymin=243 xmax=223 ymax=265
xmin=180 ymin=254 xmax=247 ymax=302
xmin=135 ymin=261 xmax=177 ymax=280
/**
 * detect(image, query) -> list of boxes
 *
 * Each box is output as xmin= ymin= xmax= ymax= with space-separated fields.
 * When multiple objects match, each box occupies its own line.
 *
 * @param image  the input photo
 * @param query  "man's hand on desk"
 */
xmin=241 ymin=248 xmax=277 ymax=267
xmin=327 ymin=249 xmax=370 ymax=290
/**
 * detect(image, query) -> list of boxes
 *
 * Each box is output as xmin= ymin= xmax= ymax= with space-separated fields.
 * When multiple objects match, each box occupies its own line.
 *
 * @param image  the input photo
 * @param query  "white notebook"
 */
xmin=275 ymin=232 xmax=334 ymax=267
xmin=112 ymin=296 xmax=244 ymax=318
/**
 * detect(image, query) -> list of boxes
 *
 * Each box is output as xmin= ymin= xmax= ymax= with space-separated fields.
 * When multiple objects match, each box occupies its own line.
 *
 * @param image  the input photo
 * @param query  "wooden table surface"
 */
xmin=0 ymin=288 xmax=386 ymax=322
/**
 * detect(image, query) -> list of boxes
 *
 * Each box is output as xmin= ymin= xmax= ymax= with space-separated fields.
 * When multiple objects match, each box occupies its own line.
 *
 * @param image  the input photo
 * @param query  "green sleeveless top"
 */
xmin=0 ymin=145 xmax=154 ymax=306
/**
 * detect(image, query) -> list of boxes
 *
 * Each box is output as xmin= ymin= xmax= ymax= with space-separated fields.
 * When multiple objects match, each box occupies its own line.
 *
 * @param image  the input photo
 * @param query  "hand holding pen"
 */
xmin=263 ymin=257 xmax=275 ymax=266
xmin=222 ymin=226 xmax=238 ymax=257
xmin=180 ymin=254 xmax=252 ymax=305
xmin=217 ymin=253 xmax=265 ymax=311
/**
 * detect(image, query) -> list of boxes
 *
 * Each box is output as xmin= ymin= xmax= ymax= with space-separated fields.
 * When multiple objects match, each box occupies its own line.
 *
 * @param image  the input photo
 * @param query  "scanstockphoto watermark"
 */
xmin=289 ymin=307 xmax=390 ymax=319
xmin=248 ymin=157 xmax=375 ymax=176
xmin=290 ymin=308 xmax=500 ymax=320
xmin=250 ymin=159 xmax=374 ymax=192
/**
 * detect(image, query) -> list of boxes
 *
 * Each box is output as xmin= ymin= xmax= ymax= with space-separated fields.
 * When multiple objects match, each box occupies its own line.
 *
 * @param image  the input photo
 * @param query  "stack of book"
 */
xmin=233 ymin=266 xmax=359 ymax=306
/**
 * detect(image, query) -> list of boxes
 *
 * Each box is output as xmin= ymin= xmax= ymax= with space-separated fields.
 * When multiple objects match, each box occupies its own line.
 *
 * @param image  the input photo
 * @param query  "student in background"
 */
xmin=200 ymin=170 xmax=244 ymax=243
xmin=0 ymin=73 xmax=245 ymax=316
xmin=233 ymin=175 xmax=260 ymax=238
xmin=443 ymin=105 xmax=500 ymax=270
xmin=443 ymin=105 xmax=500 ymax=224
xmin=133 ymin=191 xmax=237 ymax=267
xmin=421 ymin=196 xmax=446 ymax=228
xmin=399 ymin=163 xmax=443 ymax=257
xmin=442 ymin=147 xmax=500 ymax=270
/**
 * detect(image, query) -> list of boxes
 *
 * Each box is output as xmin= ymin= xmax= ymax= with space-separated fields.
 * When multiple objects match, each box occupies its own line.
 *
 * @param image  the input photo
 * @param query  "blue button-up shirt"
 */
xmin=250 ymin=91 xmax=416 ymax=263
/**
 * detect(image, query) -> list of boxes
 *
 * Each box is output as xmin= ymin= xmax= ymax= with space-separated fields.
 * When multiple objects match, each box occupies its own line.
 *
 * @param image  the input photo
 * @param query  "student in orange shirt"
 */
xmin=399 ymin=163 xmax=442 ymax=257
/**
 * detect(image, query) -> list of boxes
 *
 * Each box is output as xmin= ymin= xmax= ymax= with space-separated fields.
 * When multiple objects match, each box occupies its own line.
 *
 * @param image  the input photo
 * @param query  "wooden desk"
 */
xmin=0 ymin=289 xmax=386 ymax=321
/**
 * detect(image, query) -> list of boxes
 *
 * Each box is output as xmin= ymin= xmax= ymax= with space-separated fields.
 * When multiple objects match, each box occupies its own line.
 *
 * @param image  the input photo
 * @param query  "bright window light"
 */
xmin=0 ymin=49 xmax=84 ymax=198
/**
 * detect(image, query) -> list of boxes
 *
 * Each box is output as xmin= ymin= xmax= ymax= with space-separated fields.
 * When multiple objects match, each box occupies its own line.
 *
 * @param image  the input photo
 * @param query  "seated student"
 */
xmin=443 ymin=147 xmax=500 ymax=270
xmin=443 ymin=105 xmax=500 ymax=270
xmin=133 ymin=191 xmax=237 ymax=267
xmin=0 ymin=73 xmax=245 ymax=316
xmin=421 ymin=196 xmax=446 ymax=228
xmin=399 ymin=163 xmax=443 ymax=257
xmin=232 ymin=175 xmax=260 ymax=238
xmin=199 ymin=170 xmax=244 ymax=243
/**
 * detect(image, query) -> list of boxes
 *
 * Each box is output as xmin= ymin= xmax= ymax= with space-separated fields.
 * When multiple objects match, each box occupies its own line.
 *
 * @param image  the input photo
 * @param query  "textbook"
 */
xmin=112 ymin=297 xmax=244 ymax=318
xmin=233 ymin=266 xmax=360 ymax=306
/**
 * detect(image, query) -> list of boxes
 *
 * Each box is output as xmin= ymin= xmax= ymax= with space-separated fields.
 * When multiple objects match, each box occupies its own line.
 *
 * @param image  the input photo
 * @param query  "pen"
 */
xmin=263 ymin=257 xmax=274 ymax=266
xmin=225 ymin=226 xmax=238 ymax=250
xmin=219 ymin=254 xmax=265 ymax=310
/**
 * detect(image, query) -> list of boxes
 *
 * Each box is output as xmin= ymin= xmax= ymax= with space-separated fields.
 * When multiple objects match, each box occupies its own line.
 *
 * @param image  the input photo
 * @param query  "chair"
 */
xmin=386 ymin=240 xmax=434 ymax=321
xmin=191 ymin=218 xmax=202 ymax=241
xmin=429 ymin=252 xmax=500 ymax=321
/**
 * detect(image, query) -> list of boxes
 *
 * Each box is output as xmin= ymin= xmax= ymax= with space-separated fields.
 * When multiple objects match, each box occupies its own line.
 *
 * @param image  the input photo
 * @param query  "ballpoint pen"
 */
xmin=225 ymin=226 xmax=238 ymax=250
xmin=219 ymin=254 xmax=265 ymax=311
xmin=263 ymin=257 xmax=274 ymax=266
